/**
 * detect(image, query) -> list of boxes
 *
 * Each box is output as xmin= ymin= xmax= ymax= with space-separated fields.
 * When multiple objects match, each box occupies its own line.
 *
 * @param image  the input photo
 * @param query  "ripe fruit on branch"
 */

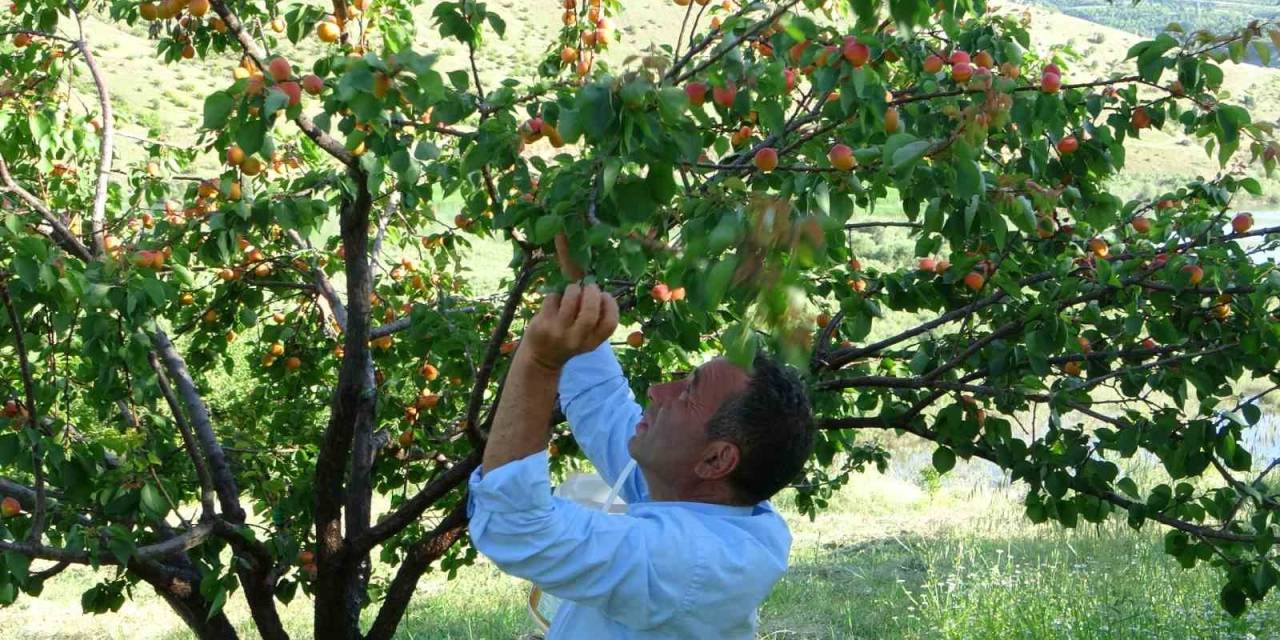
xmin=317 ymin=20 xmax=341 ymax=43
xmin=1056 ymin=136 xmax=1078 ymax=154
xmin=651 ymin=283 xmax=671 ymax=302
xmin=1181 ymin=264 xmax=1203 ymax=285
xmin=842 ymin=37 xmax=869 ymax=67
xmin=949 ymin=50 xmax=970 ymax=66
xmin=626 ymin=331 xmax=645 ymax=347
xmin=1087 ymin=237 xmax=1108 ymax=258
xmin=951 ymin=62 xmax=972 ymax=83
xmin=1 ymin=497 xmax=20 ymax=517
xmin=788 ymin=40 xmax=808 ymax=65
xmin=268 ymin=57 xmax=292 ymax=82
xmin=973 ymin=50 xmax=994 ymax=69
xmin=923 ymin=54 xmax=943 ymax=74
xmin=712 ymin=81 xmax=737 ymax=109
xmin=828 ymin=144 xmax=855 ymax=171
xmin=241 ymin=156 xmax=264 ymax=176
xmin=1131 ymin=107 xmax=1151 ymax=130
xmin=1062 ymin=360 xmax=1082 ymax=376
xmin=1040 ymin=72 xmax=1061 ymax=94
xmin=963 ymin=271 xmax=985 ymax=291
xmin=883 ymin=107 xmax=900 ymax=133
xmin=685 ymin=81 xmax=707 ymax=106
xmin=420 ymin=363 xmax=439 ymax=380
xmin=1130 ymin=216 xmax=1151 ymax=234
xmin=275 ymin=82 xmax=302 ymax=107
xmin=417 ymin=393 xmax=440 ymax=410
xmin=753 ymin=147 xmax=778 ymax=172
xmin=670 ymin=287 xmax=686 ymax=301
xmin=1231 ymin=213 xmax=1253 ymax=234
xmin=302 ymin=74 xmax=324 ymax=95
xmin=918 ymin=257 xmax=937 ymax=272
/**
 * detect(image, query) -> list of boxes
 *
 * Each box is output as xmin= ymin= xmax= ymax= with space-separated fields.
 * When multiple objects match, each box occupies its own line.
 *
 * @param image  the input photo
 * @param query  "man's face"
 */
xmin=628 ymin=357 xmax=751 ymax=485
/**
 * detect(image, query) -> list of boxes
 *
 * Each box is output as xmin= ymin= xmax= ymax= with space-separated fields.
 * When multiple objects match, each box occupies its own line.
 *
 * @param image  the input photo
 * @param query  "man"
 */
xmin=468 ymin=282 xmax=814 ymax=638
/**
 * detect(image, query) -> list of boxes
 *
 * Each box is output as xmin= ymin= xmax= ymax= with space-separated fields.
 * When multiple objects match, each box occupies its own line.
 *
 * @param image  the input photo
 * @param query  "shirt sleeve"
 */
xmin=467 ymin=450 xmax=704 ymax=630
xmin=557 ymin=340 xmax=649 ymax=503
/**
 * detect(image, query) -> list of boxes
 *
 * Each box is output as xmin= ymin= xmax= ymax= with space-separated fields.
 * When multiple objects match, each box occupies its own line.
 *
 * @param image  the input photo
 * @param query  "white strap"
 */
xmin=602 ymin=459 xmax=637 ymax=513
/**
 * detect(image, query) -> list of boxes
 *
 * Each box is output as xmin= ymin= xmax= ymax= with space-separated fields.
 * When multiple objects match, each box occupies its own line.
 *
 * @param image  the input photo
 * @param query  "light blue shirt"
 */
xmin=467 ymin=341 xmax=792 ymax=639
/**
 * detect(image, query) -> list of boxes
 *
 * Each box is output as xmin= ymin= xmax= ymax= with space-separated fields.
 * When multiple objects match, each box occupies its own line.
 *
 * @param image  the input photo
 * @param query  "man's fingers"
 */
xmin=539 ymin=292 xmax=562 ymax=319
xmin=557 ymin=283 xmax=583 ymax=326
xmin=595 ymin=292 xmax=619 ymax=343
xmin=571 ymin=284 xmax=602 ymax=337
xmin=555 ymin=232 xmax=586 ymax=281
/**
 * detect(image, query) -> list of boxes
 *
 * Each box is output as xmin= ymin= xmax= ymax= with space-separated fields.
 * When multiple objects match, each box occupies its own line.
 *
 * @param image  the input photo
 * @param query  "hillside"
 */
xmin=1033 ymin=0 xmax=1280 ymax=62
xmin=59 ymin=1 xmax=1280 ymax=207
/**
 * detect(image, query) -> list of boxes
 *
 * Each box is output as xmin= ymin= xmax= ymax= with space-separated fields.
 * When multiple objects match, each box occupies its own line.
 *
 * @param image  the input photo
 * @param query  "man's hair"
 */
xmin=705 ymin=353 xmax=814 ymax=505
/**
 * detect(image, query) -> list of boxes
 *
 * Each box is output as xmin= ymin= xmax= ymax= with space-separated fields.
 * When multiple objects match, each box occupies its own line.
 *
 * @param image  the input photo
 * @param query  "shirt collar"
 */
xmin=630 ymin=500 xmax=760 ymax=517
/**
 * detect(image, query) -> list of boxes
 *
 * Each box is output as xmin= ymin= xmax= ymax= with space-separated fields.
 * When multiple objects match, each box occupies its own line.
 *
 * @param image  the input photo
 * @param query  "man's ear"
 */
xmin=695 ymin=440 xmax=740 ymax=481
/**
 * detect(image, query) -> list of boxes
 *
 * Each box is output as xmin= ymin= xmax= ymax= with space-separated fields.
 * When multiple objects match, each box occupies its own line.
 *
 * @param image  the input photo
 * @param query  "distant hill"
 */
xmin=1032 ymin=0 xmax=1280 ymax=66
xmin=66 ymin=1 xmax=1280 ymax=207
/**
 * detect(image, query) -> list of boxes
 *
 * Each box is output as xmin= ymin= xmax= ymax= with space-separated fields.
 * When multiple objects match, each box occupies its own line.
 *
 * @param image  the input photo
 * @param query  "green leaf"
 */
xmin=486 ymin=12 xmax=506 ymax=38
xmin=140 ymin=484 xmax=168 ymax=519
xmin=263 ymin=88 xmax=290 ymax=119
xmin=202 ymin=91 xmax=235 ymax=130
xmin=891 ymin=140 xmax=931 ymax=173
xmin=532 ymin=215 xmax=562 ymax=244
xmin=5 ymin=552 xmax=30 ymax=584
xmin=954 ymin=158 xmax=983 ymax=200
xmin=1220 ymin=584 xmax=1247 ymax=617
xmin=235 ymin=118 xmax=267 ymax=157
xmin=932 ymin=447 xmax=956 ymax=474
xmin=207 ymin=588 xmax=227 ymax=621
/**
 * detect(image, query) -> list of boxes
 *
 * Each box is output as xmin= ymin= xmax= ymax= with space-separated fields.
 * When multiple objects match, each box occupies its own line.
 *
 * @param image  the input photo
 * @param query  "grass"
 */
xmin=5 ymin=445 xmax=1280 ymax=639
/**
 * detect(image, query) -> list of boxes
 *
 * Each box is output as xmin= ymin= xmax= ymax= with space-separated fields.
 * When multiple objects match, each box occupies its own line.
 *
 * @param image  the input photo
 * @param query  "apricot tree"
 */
xmin=1 ymin=0 xmax=1279 ymax=637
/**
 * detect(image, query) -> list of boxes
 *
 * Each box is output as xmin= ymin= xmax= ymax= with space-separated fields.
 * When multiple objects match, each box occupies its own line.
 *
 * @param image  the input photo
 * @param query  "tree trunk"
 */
xmin=134 ymin=563 xmax=239 ymax=640
xmin=314 ymin=169 xmax=376 ymax=640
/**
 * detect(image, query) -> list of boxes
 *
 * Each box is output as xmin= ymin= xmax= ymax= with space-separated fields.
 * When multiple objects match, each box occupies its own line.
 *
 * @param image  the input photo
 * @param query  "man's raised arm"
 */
xmin=557 ymin=340 xmax=648 ymax=503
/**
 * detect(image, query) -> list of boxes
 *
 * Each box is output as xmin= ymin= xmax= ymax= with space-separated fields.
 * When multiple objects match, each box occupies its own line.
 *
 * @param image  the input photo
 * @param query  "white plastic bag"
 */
xmin=528 ymin=460 xmax=637 ymax=632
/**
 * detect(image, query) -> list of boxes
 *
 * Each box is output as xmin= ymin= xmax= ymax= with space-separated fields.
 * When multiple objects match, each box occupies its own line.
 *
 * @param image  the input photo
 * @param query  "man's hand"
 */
xmin=521 ymin=282 xmax=618 ymax=372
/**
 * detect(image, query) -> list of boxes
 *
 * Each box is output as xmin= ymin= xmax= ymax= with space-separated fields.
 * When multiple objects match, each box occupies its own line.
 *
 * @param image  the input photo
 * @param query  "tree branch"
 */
xmin=0 ymin=521 xmax=217 ymax=565
xmin=463 ymin=256 xmax=543 ymax=448
xmin=67 ymin=4 xmax=112 ymax=256
xmin=147 ymin=352 xmax=217 ymax=518
xmin=364 ymin=505 xmax=468 ymax=640
xmin=151 ymin=331 xmax=245 ymax=523
xmin=349 ymin=451 xmax=479 ymax=555
xmin=0 ymin=276 xmax=47 ymax=544
xmin=0 ymin=158 xmax=93 ymax=261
